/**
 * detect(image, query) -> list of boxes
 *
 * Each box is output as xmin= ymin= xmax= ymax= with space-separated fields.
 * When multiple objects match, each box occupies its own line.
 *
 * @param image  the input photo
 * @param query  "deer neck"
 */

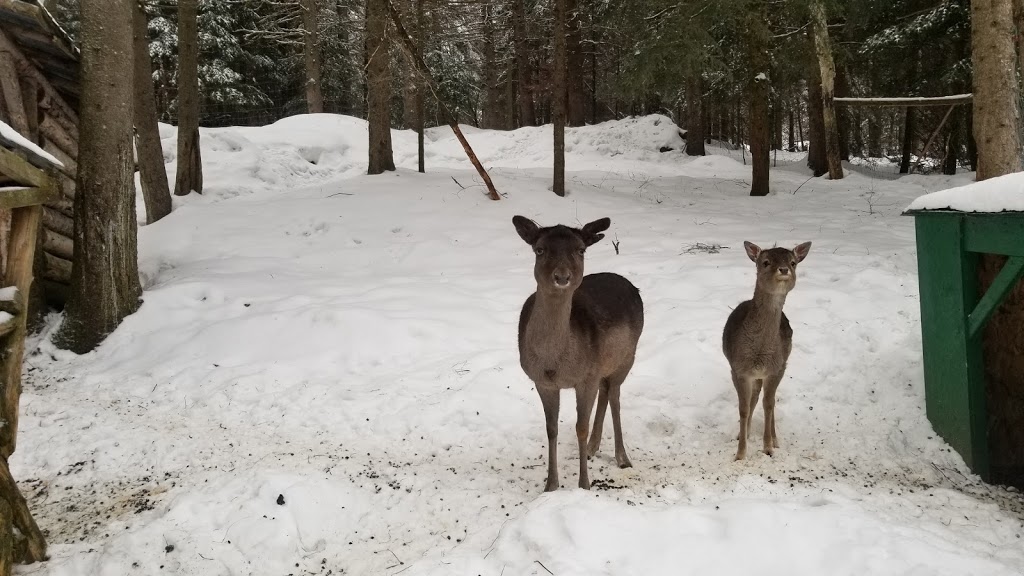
xmin=748 ymin=288 xmax=787 ymax=332
xmin=526 ymin=289 xmax=575 ymax=356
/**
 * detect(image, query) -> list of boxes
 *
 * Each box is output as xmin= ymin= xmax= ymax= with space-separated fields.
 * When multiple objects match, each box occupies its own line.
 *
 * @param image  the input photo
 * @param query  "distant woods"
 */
xmin=47 ymin=0 xmax=980 ymax=181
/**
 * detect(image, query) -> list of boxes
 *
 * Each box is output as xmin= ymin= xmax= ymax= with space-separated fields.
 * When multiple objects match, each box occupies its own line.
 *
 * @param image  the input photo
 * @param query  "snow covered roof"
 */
xmin=905 ymin=172 xmax=1024 ymax=214
xmin=0 ymin=119 xmax=63 ymax=169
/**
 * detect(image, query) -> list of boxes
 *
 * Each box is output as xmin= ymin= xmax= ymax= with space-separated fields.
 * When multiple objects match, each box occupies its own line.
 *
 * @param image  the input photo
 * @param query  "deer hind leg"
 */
xmin=608 ymin=379 xmax=632 ymax=468
xmin=575 ymin=383 xmax=599 ymax=489
xmin=732 ymin=371 xmax=752 ymax=460
xmin=763 ymin=372 xmax=784 ymax=453
xmin=538 ymin=386 xmax=561 ymax=492
xmin=587 ymin=380 xmax=610 ymax=458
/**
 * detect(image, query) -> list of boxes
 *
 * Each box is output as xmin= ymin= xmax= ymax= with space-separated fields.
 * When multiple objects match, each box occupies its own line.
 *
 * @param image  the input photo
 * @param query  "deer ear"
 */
xmin=793 ymin=241 xmax=811 ymax=263
xmin=581 ymin=217 xmax=610 ymax=246
xmin=513 ymin=216 xmax=540 ymax=245
xmin=743 ymin=241 xmax=761 ymax=262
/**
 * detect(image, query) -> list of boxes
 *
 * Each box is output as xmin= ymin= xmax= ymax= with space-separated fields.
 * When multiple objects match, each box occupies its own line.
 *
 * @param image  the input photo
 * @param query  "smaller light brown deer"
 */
xmin=722 ymin=240 xmax=811 ymax=460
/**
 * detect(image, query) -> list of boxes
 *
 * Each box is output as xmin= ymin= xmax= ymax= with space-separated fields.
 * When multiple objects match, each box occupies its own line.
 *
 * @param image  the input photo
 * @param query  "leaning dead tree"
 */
xmin=385 ymin=0 xmax=501 ymax=201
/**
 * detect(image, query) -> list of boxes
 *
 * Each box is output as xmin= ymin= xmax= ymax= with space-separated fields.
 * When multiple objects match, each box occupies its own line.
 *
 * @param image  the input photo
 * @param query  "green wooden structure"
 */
xmin=908 ymin=206 xmax=1024 ymax=481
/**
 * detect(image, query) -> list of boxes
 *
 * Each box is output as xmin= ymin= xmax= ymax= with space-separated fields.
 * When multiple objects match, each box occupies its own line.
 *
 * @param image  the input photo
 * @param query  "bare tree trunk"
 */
xmin=302 ymin=0 xmax=325 ymax=114
xmin=807 ymin=67 xmax=826 ymax=176
xmin=810 ymin=0 xmax=843 ymax=179
xmin=56 ymin=0 xmax=142 ymax=353
xmin=943 ymin=111 xmax=961 ymax=175
xmin=973 ymin=0 xmax=1024 ymax=489
xmin=480 ymin=2 xmax=504 ymax=129
xmin=747 ymin=2 xmax=770 ymax=197
xmin=415 ymin=0 xmax=425 ymax=172
xmin=835 ymin=64 xmax=851 ymax=161
xmin=565 ymin=0 xmax=586 ymax=127
xmin=174 ymin=0 xmax=202 ymax=196
xmin=512 ymin=0 xmax=535 ymax=127
xmin=900 ymin=107 xmax=915 ymax=174
xmin=787 ymin=103 xmax=795 ymax=151
xmin=367 ymin=0 xmax=395 ymax=174
xmin=974 ymin=0 xmax=1022 ymax=179
xmin=553 ymin=0 xmax=567 ymax=195
xmin=132 ymin=0 xmax=171 ymax=224
xmin=685 ymin=73 xmax=705 ymax=156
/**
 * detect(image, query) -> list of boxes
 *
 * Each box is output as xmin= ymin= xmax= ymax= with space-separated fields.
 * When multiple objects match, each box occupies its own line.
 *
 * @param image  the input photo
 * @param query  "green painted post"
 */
xmin=914 ymin=213 xmax=989 ymax=478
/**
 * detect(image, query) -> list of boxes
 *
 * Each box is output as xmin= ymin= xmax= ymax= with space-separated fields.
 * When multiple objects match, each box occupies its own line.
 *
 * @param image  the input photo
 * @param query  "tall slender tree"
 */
xmin=56 ymin=0 xmax=142 ymax=353
xmin=552 ymin=0 xmax=567 ymax=196
xmin=746 ymin=0 xmax=771 ymax=196
xmin=133 ymin=0 xmax=171 ymax=224
xmin=512 ymin=0 xmax=535 ymax=127
xmin=367 ymin=0 xmax=395 ymax=174
xmin=174 ymin=0 xmax=203 ymax=196
xmin=301 ymin=0 xmax=325 ymax=114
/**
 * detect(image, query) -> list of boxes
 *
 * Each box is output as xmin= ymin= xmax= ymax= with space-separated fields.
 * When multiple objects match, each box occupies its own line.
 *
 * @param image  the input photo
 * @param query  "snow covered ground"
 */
xmin=14 ymin=114 xmax=1024 ymax=575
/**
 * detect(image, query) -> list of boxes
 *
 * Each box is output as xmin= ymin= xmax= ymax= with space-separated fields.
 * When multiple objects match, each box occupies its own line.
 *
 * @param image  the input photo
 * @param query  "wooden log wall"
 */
xmin=0 ymin=28 xmax=76 ymax=309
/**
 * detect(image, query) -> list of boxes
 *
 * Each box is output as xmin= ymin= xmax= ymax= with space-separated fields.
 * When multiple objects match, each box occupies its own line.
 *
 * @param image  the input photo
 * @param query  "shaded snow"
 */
xmin=907 ymin=171 xmax=1024 ymax=212
xmin=17 ymin=114 xmax=1024 ymax=576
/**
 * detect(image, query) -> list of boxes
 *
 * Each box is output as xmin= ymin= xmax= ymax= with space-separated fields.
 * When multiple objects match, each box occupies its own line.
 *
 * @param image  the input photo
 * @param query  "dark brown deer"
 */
xmin=513 ymin=216 xmax=644 ymax=491
xmin=722 ymin=241 xmax=811 ymax=460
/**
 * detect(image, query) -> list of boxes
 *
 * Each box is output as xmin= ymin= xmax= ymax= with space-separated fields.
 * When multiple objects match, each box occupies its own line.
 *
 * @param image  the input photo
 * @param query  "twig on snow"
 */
xmin=535 ymin=560 xmax=554 ymax=575
xmin=451 ymin=176 xmax=465 ymax=189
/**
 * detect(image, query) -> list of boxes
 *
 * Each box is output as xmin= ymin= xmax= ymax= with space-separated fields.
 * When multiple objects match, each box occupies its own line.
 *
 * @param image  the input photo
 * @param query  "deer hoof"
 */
xmin=544 ymin=477 xmax=559 ymax=492
xmin=616 ymin=454 xmax=632 ymax=469
xmin=587 ymin=439 xmax=601 ymax=458
xmin=735 ymin=449 xmax=746 ymax=461
xmin=764 ymin=446 xmax=774 ymax=457
xmin=579 ymin=478 xmax=591 ymax=490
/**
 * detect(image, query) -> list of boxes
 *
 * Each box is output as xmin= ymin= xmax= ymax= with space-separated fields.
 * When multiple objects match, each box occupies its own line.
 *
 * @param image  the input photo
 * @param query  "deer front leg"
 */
xmin=537 ymin=386 xmax=560 ymax=492
xmin=587 ymin=382 xmax=609 ymax=458
xmin=575 ymin=383 xmax=599 ymax=489
xmin=763 ymin=372 xmax=783 ymax=454
xmin=732 ymin=372 xmax=752 ymax=460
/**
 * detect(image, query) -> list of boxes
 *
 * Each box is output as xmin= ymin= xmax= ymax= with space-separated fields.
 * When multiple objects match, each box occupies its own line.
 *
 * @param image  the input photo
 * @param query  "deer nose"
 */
xmin=553 ymin=272 xmax=572 ymax=287
xmin=777 ymin=267 xmax=790 ymax=276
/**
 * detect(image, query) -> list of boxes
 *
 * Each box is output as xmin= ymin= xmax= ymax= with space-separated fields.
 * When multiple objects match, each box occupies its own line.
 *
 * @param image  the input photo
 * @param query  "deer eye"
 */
xmin=535 ymin=247 xmax=545 ymax=255
xmin=790 ymin=261 xmax=796 ymax=267
xmin=761 ymin=260 xmax=770 ymax=268
xmin=578 ymin=248 xmax=586 ymax=256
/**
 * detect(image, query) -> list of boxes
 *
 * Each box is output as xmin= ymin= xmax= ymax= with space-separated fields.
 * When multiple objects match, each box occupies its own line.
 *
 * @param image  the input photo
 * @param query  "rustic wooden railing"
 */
xmin=0 ymin=144 xmax=52 ymax=572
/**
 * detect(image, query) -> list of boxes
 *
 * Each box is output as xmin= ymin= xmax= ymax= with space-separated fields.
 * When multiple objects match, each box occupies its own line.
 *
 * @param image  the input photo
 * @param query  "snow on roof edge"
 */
xmin=0 ymin=119 xmax=64 ymax=169
xmin=904 ymin=172 xmax=1024 ymax=214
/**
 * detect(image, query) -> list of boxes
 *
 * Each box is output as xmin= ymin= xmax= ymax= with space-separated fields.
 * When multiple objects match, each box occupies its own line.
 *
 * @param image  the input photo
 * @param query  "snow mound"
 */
xmin=907 ymin=171 xmax=1024 ymax=212
xmin=407 ymin=492 xmax=1020 ymax=576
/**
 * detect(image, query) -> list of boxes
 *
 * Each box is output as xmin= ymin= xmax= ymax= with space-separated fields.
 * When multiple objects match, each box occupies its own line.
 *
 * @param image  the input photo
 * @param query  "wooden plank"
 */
xmin=0 ymin=457 xmax=45 ymax=563
xmin=0 ymin=204 xmax=40 ymax=460
xmin=0 ymin=51 xmax=27 ymax=135
xmin=46 ymin=196 xmax=71 ymax=218
xmin=963 ymin=214 xmax=1024 ymax=257
xmin=967 ymin=256 xmax=1024 ymax=338
xmin=0 ymin=29 xmax=77 ymax=126
xmin=0 ymin=0 xmax=47 ymax=29
xmin=0 ymin=147 xmax=46 ymax=188
xmin=0 ymin=186 xmax=52 ymax=210
xmin=41 ymin=251 xmax=69 ymax=282
xmin=913 ymin=212 xmax=989 ymax=478
xmin=38 ymin=115 xmax=75 ymax=160
xmin=835 ymin=94 xmax=973 ymax=107
xmin=41 ymin=204 xmax=71 ymax=237
xmin=41 ymin=227 xmax=70 ymax=260
xmin=18 ymin=76 xmax=37 ymax=143
xmin=40 ymin=140 xmax=74 ymax=178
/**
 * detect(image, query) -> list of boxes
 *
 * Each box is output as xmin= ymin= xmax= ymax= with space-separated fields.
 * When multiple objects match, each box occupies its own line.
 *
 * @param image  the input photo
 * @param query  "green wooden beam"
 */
xmin=0 ymin=185 xmax=54 ymax=210
xmin=0 ymin=146 xmax=47 ymax=188
xmin=914 ymin=212 xmax=989 ymax=478
xmin=967 ymin=256 xmax=1024 ymax=338
xmin=964 ymin=214 xmax=1024 ymax=257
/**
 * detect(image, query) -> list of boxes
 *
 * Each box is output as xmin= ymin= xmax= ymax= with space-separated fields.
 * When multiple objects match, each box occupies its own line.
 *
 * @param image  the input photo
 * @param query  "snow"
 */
xmin=907 ymin=171 xmax=1024 ymax=212
xmin=0 ymin=286 xmax=17 ymax=302
xmin=0 ymin=120 xmax=63 ymax=168
xmin=18 ymin=114 xmax=1024 ymax=576
xmin=754 ymin=72 xmax=767 ymax=81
